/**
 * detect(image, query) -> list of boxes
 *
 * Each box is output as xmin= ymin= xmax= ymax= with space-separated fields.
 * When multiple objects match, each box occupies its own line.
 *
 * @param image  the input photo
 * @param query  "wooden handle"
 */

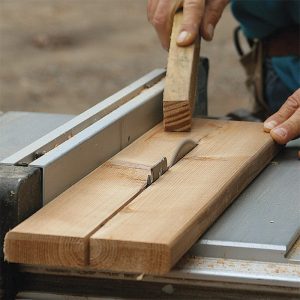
xmin=163 ymin=11 xmax=200 ymax=132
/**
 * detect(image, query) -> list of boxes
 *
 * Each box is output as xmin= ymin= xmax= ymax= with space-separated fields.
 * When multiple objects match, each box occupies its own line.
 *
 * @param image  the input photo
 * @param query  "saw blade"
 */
xmin=170 ymin=139 xmax=198 ymax=167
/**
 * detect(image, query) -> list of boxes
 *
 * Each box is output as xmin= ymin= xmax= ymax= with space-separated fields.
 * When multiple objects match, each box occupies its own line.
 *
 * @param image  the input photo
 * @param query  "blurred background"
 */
xmin=0 ymin=0 xmax=251 ymax=117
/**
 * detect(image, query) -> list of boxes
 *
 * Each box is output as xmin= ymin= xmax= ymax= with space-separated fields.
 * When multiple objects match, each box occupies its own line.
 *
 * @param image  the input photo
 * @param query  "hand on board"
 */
xmin=147 ymin=0 xmax=229 ymax=50
xmin=264 ymin=88 xmax=300 ymax=144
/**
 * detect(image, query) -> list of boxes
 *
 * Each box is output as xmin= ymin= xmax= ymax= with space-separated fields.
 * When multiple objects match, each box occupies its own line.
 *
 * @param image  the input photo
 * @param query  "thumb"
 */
xmin=269 ymin=108 xmax=300 ymax=144
xmin=264 ymin=89 xmax=300 ymax=144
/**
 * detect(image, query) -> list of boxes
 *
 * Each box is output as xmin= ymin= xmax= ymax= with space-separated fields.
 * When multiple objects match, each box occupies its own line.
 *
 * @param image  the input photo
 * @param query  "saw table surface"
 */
xmin=0 ymin=111 xmax=73 ymax=161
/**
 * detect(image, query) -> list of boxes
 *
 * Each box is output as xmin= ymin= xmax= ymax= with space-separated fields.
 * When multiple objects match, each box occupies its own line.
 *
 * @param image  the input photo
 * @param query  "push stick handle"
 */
xmin=163 ymin=10 xmax=201 ymax=132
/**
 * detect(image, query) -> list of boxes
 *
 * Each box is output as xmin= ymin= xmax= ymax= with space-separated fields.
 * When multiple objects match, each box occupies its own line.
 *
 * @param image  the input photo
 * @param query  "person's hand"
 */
xmin=264 ymin=88 xmax=300 ymax=144
xmin=147 ymin=0 xmax=229 ymax=50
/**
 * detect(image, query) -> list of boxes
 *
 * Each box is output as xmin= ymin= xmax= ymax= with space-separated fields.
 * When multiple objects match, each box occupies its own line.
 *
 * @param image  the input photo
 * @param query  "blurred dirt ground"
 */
xmin=0 ymin=0 xmax=251 ymax=116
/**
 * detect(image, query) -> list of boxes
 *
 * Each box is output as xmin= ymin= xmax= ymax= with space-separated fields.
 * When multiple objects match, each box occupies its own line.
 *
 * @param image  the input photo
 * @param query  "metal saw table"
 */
xmin=0 ymin=68 xmax=299 ymax=299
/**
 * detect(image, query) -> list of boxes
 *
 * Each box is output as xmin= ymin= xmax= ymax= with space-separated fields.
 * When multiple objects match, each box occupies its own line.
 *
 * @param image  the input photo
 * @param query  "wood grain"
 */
xmin=4 ymin=164 xmax=149 ymax=267
xmin=4 ymin=119 xmax=219 ymax=268
xmin=4 ymin=120 xmax=279 ymax=273
xmin=163 ymin=11 xmax=200 ymax=132
xmin=89 ymin=121 xmax=279 ymax=274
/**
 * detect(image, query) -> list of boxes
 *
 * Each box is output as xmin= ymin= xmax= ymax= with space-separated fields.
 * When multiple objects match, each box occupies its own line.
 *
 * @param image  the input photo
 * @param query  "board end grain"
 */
xmin=163 ymin=101 xmax=192 ymax=131
xmin=4 ymin=231 xmax=87 ymax=267
xmin=90 ymin=238 xmax=171 ymax=275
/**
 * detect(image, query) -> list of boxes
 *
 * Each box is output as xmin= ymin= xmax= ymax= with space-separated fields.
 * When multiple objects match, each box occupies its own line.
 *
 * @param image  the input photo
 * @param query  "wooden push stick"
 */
xmin=163 ymin=10 xmax=200 ymax=132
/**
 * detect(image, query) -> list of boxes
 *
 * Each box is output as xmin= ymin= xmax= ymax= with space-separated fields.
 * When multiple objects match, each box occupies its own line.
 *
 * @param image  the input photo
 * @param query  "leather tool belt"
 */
xmin=234 ymin=25 xmax=300 ymax=118
xmin=263 ymin=26 xmax=300 ymax=57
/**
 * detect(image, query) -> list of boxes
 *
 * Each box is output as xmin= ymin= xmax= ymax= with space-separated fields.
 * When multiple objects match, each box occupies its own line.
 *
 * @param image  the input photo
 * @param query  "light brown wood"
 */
xmin=4 ymin=120 xmax=279 ymax=274
xmin=89 ymin=121 xmax=279 ymax=274
xmin=4 ymin=119 xmax=219 ymax=268
xmin=4 ymin=163 xmax=149 ymax=267
xmin=163 ymin=11 xmax=200 ymax=132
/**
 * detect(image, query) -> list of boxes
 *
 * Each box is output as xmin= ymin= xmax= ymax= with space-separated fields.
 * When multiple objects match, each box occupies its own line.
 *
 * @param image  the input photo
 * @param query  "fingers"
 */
xmin=176 ymin=0 xmax=205 ymax=46
xmin=264 ymin=90 xmax=300 ymax=132
xmin=147 ymin=0 xmax=159 ymax=22
xmin=200 ymin=0 xmax=229 ymax=41
xmin=148 ymin=0 xmax=181 ymax=50
xmin=264 ymin=89 xmax=300 ymax=144
xmin=148 ymin=0 xmax=228 ymax=49
xmin=269 ymin=108 xmax=300 ymax=144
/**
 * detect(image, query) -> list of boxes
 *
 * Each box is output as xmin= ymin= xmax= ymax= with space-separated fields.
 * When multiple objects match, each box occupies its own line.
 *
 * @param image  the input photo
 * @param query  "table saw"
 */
xmin=0 ymin=66 xmax=299 ymax=299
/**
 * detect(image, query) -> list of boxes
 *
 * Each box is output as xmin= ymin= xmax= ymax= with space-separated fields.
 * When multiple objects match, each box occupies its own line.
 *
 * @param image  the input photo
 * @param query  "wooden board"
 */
xmin=89 ymin=121 xmax=279 ymax=274
xmin=4 ymin=119 xmax=218 ymax=267
xmin=163 ymin=11 xmax=200 ymax=132
xmin=4 ymin=163 xmax=149 ymax=267
xmin=4 ymin=119 xmax=279 ymax=274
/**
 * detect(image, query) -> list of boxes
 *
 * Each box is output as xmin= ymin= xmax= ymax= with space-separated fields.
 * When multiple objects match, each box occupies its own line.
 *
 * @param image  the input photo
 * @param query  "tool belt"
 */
xmin=234 ymin=26 xmax=300 ymax=118
xmin=263 ymin=26 xmax=300 ymax=57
